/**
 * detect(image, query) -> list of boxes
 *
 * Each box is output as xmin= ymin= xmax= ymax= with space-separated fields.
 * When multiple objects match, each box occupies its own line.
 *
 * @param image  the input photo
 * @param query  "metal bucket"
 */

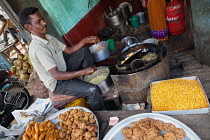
xmin=84 ymin=66 xmax=113 ymax=94
xmin=89 ymin=41 xmax=110 ymax=62
xmin=104 ymin=10 xmax=124 ymax=26
xmin=110 ymin=43 xmax=170 ymax=101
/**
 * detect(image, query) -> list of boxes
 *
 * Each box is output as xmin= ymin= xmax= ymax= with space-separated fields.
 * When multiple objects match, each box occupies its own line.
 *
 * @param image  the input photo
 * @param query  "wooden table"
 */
xmin=94 ymin=109 xmax=210 ymax=140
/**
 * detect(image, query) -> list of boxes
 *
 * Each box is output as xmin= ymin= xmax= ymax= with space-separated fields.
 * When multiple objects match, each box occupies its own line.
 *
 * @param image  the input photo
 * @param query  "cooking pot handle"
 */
xmin=127 ymin=37 xmax=138 ymax=46
xmin=121 ymin=37 xmax=139 ymax=53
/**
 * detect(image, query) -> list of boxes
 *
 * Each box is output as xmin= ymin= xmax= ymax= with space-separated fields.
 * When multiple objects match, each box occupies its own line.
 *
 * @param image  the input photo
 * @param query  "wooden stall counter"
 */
xmin=93 ymin=109 xmax=210 ymax=140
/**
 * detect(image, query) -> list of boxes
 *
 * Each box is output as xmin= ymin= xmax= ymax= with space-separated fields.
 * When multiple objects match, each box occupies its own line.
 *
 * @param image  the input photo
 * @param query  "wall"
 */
xmin=63 ymin=0 xmax=142 ymax=45
xmin=39 ymin=0 xmax=100 ymax=35
xmin=3 ymin=0 xmax=142 ymax=45
xmin=191 ymin=0 xmax=210 ymax=65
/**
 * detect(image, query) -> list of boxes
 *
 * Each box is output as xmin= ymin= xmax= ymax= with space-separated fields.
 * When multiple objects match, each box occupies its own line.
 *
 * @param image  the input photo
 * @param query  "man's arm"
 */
xmin=63 ymin=36 xmax=99 ymax=55
xmin=48 ymin=66 xmax=96 ymax=80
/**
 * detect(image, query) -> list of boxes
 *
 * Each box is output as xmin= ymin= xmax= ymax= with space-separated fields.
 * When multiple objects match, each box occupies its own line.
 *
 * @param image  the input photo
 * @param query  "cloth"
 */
xmin=17 ymin=32 xmax=27 ymax=43
xmin=53 ymin=46 xmax=104 ymax=111
xmin=147 ymin=0 xmax=168 ymax=41
xmin=29 ymin=34 xmax=66 ymax=91
xmin=4 ymin=27 xmax=18 ymax=42
xmin=0 ymin=18 xmax=16 ymax=35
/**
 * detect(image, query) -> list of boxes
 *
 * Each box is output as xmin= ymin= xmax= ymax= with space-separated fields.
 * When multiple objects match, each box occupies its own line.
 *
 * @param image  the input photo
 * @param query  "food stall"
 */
xmin=1 ymin=1 xmax=210 ymax=140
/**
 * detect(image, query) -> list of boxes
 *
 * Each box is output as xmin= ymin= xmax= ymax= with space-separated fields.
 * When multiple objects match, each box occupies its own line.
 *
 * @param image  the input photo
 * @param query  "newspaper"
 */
xmin=6 ymin=98 xmax=58 ymax=136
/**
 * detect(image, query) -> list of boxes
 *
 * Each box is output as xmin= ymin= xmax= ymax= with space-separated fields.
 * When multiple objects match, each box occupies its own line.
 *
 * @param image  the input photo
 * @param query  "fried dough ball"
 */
xmin=130 ymin=121 xmax=139 ymax=128
xmin=122 ymin=127 xmax=133 ymax=137
xmin=121 ymin=117 xmax=186 ymax=140
xmin=174 ymin=128 xmax=186 ymax=140
xmin=56 ymin=109 xmax=98 ymax=139
xmin=164 ymin=131 xmax=176 ymax=140
xmin=89 ymin=137 xmax=97 ymax=140
xmin=84 ymin=132 xmax=92 ymax=139
xmin=164 ymin=123 xmax=176 ymax=132
xmin=59 ymin=131 xmax=66 ymax=138
xmin=89 ymin=118 xmax=96 ymax=124
xmin=132 ymin=126 xmax=145 ymax=137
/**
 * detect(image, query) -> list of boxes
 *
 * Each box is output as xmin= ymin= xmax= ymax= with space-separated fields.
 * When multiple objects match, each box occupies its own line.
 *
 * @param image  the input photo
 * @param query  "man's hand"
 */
xmin=49 ymin=66 xmax=97 ymax=80
xmin=64 ymin=36 xmax=100 ymax=55
xmin=83 ymin=67 xmax=97 ymax=75
xmin=82 ymin=36 xmax=100 ymax=44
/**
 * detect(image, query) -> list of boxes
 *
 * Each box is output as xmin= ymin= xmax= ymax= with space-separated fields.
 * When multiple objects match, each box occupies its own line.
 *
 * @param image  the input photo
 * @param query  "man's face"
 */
xmin=26 ymin=12 xmax=47 ymax=37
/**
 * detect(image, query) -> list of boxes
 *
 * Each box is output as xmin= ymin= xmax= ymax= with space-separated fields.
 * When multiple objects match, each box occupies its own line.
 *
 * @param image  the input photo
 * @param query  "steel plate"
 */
xmin=103 ymin=113 xmax=200 ymax=140
xmin=45 ymin=106 xmax=99 ymax=140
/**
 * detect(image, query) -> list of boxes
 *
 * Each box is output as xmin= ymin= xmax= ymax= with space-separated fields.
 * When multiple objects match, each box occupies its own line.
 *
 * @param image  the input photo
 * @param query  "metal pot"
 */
xmin=117 ymin=4 xmax=131 ymax=20
xmin=121 ymin=36 xmax=138 ymax=52
xmin=104 ymin=9 xmax=123 ymax=26
xmin=89 ymin=41 xmax=110 ymax=62
xmin=84 ymin=66 xmax=113 ymax=94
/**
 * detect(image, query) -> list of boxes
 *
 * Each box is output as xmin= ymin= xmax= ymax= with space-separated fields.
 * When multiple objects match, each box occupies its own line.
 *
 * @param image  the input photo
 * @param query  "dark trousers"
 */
xmin=53 ymin=46 xmax=104 ymax=111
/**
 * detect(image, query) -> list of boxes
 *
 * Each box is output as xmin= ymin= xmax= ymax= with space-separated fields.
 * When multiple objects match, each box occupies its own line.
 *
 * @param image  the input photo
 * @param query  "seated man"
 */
xmin=18 ymin=7 xmax=104 ymax=111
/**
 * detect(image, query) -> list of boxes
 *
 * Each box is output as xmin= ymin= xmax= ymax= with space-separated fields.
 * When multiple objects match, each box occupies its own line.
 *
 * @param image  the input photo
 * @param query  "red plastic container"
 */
xmin=166 ymin=0 xmax=186 ymax=35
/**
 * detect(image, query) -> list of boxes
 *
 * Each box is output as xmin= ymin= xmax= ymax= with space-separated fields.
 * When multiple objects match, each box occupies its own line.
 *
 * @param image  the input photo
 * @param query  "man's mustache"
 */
xmin=42 ymin=25 xmax=47 ymax=30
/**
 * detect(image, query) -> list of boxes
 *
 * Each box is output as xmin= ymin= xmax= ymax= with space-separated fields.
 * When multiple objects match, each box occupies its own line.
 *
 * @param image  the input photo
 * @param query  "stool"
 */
xmin=48 ymin=91 xmax=90 ymax=110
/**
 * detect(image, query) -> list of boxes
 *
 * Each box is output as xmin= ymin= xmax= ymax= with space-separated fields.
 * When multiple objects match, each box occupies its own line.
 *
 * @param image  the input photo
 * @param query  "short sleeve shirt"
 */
xmin=29 ymin=34 xmax=66 ymax=91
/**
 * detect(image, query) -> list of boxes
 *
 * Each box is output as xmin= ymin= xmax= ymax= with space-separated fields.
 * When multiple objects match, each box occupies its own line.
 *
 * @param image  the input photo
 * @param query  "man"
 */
xmin=18 ymin=7 xmax=104 ymax=110
xmin=0 ymin=15 xmax=19 ymax=46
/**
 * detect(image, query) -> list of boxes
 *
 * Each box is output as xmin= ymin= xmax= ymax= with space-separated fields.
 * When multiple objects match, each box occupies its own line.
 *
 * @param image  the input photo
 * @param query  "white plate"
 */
xmin=118 ymin=2 xmax=132 ymax=13
xmin=103 ymin=113 xmax=201 ymax=140
xmin=45 ymin=106 xmax=99 ymax=140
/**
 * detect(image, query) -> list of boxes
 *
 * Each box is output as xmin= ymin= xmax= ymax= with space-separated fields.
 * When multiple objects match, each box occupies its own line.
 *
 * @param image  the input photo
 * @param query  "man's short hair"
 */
xmin=18 ymin=7 xmax=38 ymax=27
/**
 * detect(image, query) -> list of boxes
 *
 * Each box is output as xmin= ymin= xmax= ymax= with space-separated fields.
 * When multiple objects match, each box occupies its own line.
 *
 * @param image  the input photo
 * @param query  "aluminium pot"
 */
xmin=104 ymin=10 xmax=124 ymax=26
xmin=84 ymin=66 xmax=113 ymax=94
xmin=89 ymin=41 xmax=110 ymax=62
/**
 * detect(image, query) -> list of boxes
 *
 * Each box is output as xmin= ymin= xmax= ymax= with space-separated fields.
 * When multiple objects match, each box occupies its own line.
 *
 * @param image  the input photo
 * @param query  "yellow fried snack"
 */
xmin=22 ymin=133 xmax=30 ymax=140
xmin=151 ymin=79 xmax=209 ymax=111
xmin=23 ymin=121 xmax=59 ymax=140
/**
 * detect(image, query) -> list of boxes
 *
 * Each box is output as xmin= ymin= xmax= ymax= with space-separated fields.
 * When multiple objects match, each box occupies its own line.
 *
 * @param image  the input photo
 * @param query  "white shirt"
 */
xmin=29 ymin=34 xmax=66 ymax=91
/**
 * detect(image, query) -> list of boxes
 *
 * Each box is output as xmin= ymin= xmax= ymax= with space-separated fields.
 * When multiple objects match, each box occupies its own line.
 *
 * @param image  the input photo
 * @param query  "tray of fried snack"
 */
xmin=22 ymin=120 xmax=60 ymax=140
xmin=45 ymin=106 xmax=99 ymax=140
xmin=150 ymin=76 xmax=209 ymax=115
xmin=103 ymin=113 xmax=201 ymax=140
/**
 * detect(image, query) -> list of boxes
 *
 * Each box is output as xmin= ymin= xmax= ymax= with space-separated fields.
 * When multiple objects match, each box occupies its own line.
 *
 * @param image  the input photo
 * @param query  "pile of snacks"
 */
xmin=57 ymin=108 xmax=97 ymax=140
xmin=121 ymin=117 xmax=186 ymax=140
xmin=22 ymin=109 xmax=97 ymax=140
xmin=151 ymin=79 xmax=209 ymax=111
xmin=23 ymin=120 xmax=59 ymax=140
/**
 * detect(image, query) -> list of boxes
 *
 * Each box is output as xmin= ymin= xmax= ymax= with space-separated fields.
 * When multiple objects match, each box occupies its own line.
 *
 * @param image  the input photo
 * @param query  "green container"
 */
xmin=106 ymin=39 xmax=116 ymax=50
xmin=129 ymin=15 xmax=140 ymax=29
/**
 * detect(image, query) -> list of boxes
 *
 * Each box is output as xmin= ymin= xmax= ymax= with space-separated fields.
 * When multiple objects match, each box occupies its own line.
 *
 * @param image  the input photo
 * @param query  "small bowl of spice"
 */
xmin=89 ymin=41 xmax=110 ymax=62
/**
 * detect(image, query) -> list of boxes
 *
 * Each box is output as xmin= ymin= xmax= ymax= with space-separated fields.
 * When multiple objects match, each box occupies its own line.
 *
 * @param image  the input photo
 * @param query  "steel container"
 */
xmin=105 ymin=10 xmax=124 ymax=26
xmin=110 ymin=43 xmax=170 ymax=101
xmin=89 ymin=41 xmax=110 ymax=62
xmin=84 ymin=66 xmax=113 ymax=94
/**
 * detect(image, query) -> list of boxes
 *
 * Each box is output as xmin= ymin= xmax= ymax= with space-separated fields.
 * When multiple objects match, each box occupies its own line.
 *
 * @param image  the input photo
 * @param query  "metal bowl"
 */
xmin=89 ymin=41 xmax=110 ymax=62
xmin=84 ymin=66 xmax=113 ymax=94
